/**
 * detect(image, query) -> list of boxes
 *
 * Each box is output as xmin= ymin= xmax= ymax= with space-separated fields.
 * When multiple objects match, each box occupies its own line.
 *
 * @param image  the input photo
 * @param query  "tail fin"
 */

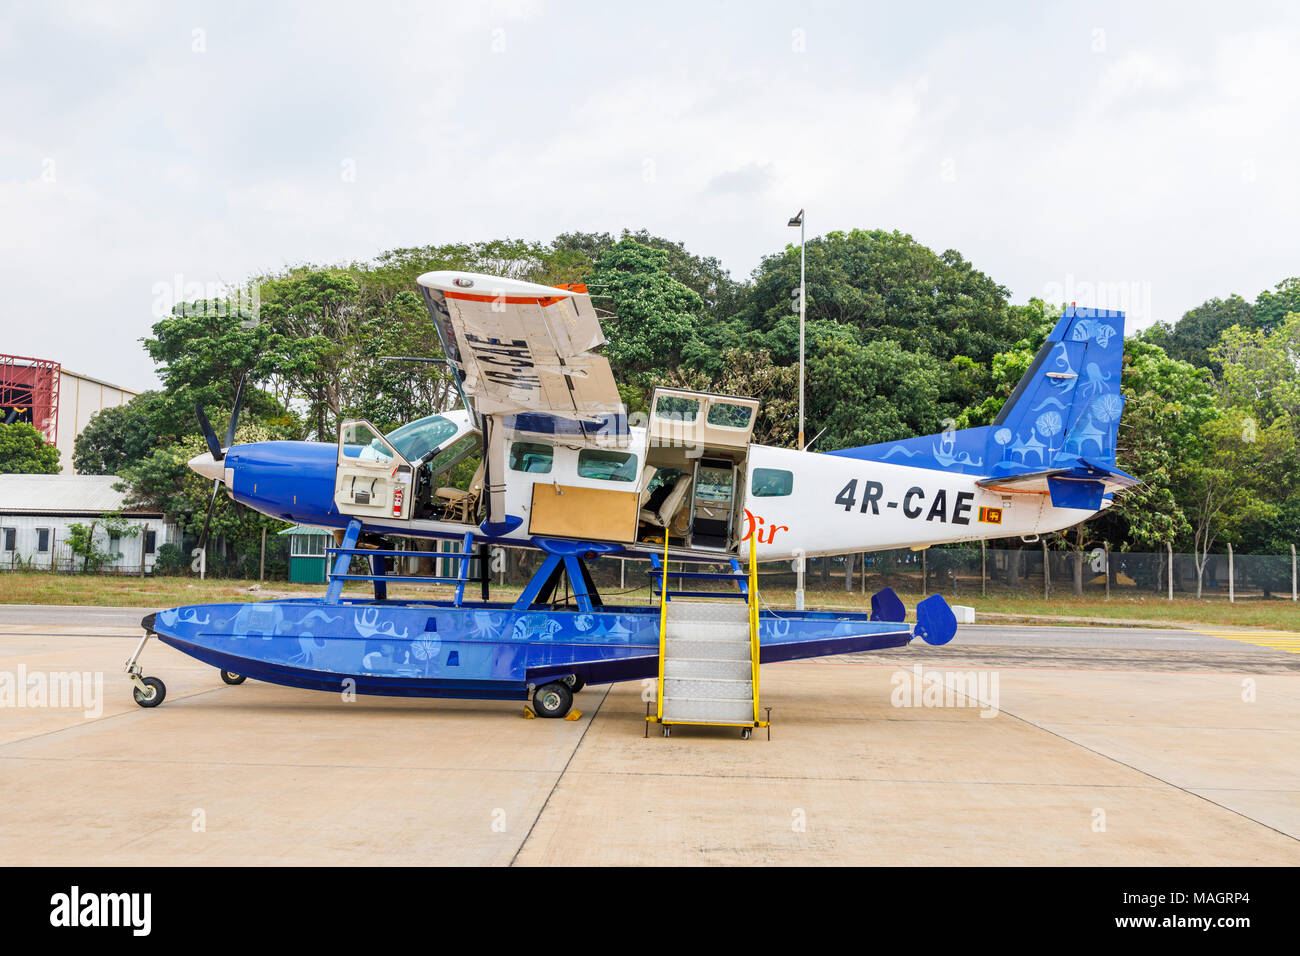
xmin=828 ymin=306 xmax=1127 ymax=482
xmin=989 ymin=306 xmax=1126 ymax=472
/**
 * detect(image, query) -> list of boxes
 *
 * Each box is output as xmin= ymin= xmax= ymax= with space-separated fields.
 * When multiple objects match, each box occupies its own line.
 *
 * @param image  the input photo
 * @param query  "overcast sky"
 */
xmin=2 ymin=0 xmax=1297 ymax=391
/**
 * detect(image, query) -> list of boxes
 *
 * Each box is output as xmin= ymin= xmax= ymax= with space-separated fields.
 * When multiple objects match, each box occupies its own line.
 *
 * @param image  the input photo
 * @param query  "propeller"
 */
xmin=190 ymin=371 xmax=251 ymax=572
xmin=195 ymin=371 xmax=249 ymax=462
xmin=195 ymin=479 xmax=223 ymax=557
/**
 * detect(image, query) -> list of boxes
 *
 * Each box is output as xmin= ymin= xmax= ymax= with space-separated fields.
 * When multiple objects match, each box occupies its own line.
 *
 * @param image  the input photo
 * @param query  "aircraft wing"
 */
xmin=416 ymin=271 xmax=625 ymax=440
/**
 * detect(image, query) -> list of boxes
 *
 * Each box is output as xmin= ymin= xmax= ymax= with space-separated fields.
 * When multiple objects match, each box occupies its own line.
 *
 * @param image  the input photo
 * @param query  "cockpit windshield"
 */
xmin=385 ymin=415 xmax=462 ymax=462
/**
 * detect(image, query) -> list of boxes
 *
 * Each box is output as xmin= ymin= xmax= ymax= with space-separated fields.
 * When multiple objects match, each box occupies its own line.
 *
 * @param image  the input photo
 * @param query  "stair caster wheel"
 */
xmin=133 ymin=677 xmax=166 ymax=708
xmin=662 ymin=725 xmax=671 ymax=738
xmin=741 ymin=728 xmax=752 ymax=740
xmin=532 ymin=682 xmax=574 ymax=719
xmin=562 ymin=674 xmax=585 ymax=693
xmin=220 ymin=670 xmax=246 ymax=685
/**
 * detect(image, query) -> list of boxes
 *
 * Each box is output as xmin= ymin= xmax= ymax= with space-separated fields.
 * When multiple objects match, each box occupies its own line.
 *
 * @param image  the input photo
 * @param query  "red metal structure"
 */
xmin=0 ymin=354 xmax=61 ymax=446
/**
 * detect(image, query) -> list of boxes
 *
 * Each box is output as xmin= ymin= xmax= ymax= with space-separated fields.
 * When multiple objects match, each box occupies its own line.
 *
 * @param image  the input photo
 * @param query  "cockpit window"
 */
xmin=425 ymin=434 xmax=479 ymax=478
xmin=385 ymin=415 xmax=463 ymax=462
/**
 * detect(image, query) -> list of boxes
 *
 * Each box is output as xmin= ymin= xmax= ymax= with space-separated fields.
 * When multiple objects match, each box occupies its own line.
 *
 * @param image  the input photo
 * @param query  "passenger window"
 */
xmin=751 ymin=468 xmax=794 ymax=497
xmin=707 ymin=402 xmax=753 ymax=429
xmin=577 ymin=449 xmax=638 ymax=482
xmin=695 ymin=466 xmax=734 ymax=502
xmin=509 ymin=441 xmax=553 ymax=474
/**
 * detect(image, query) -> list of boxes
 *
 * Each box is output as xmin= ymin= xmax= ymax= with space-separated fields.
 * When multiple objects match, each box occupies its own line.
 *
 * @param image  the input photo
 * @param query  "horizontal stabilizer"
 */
xmin=976 ymin=457 xmax=1139 ymax=503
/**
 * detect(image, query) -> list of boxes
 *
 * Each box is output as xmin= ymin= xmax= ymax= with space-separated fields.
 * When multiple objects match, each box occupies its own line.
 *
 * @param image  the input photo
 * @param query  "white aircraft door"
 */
xmin=335 ymin=420 xmax=415 ymax=522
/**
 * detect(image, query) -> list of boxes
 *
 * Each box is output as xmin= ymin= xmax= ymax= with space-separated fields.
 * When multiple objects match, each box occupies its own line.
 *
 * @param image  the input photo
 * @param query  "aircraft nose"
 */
xmin=188 ymin=451 xmax=226 ymax=482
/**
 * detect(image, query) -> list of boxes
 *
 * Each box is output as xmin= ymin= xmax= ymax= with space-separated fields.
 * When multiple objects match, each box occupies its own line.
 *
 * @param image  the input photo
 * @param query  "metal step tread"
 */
xmin=665 ymin=622 xmax=750 ymax=639
xmin=665 ymin=601 xmax=749 ymax=626
xmin=663 ymin=658 xmax=753 ymax=679
xmin=661 ymin=699 xmax=757 ymax=722
xmin=663 ymin=677 xmax=753 ymax=700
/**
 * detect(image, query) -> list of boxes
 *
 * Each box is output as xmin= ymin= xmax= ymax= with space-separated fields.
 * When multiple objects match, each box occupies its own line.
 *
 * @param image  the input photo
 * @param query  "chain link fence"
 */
xmin=483 ymin=544 xmax=1300 ymax=603
xmin=8 ymin=531 xmax=1297 ymax=603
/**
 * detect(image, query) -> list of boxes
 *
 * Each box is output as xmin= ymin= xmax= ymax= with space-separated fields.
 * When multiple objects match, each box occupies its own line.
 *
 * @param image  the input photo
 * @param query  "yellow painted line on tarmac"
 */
xmin=1195 ymin=629 xmax=1300 ymax=654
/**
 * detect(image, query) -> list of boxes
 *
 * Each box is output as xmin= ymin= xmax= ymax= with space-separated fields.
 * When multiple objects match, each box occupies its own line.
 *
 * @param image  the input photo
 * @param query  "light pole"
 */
xmin=788 ymin=209 xmax=806 ymax=610
xmin=788 ymin=209 xmax=806 ymax=451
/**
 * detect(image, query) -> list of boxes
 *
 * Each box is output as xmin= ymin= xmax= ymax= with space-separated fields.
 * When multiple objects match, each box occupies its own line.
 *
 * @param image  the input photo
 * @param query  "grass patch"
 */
xmin=1 ymin=572 xmax=1297 ymax=632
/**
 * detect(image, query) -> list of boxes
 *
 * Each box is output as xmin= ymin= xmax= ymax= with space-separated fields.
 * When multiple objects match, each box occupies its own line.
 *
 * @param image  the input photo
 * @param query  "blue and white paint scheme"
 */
xmin=132 ymin=274 xmax=1138 ymax=715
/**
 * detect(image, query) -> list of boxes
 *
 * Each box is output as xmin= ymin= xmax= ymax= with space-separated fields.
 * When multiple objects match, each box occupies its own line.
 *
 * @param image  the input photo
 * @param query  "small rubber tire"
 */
xmin=741 ymin=728 xmax=753 ymax=740
xmin=563 ymin=674 xmax=585 ymax=693
xmin=532 ymin=682 xmax=573 ymax=718
xmin=662 ymin=726 xmax=671 ymax=737
xmin=220 ymin=670 xmax=246 ymax=685
xmin=134 ymin=676 xmax=166 ymax=708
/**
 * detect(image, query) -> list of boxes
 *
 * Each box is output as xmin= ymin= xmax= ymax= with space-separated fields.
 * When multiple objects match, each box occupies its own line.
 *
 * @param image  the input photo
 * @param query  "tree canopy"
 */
xmin=0 ymin=422 xmax=62 ymax=474
xmin=82 ymin=223 xmax=1300 ymax=577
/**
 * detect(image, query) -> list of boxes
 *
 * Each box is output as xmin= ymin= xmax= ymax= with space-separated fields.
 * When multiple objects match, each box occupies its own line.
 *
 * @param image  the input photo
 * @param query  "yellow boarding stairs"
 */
xmin=647 ymin=531 xmax=768 ymax=739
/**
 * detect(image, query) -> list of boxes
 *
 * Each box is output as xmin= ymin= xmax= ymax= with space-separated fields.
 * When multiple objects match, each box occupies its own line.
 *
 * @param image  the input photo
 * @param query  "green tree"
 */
xmin=554 ymin=229 xmax=742 ymax=318
xmin=1139 ymin=294 xmax=1257 ymax=371
xmin=73 ymin=391 xmax=173 ymax=475
xmin=66 ymin=513 xmax=139 ymax=573
xmin=1254 ymin=277 xmax=1300 ymax=333
xmin=0 ymin=422 xmax=61 ymax=474
xmin=585 ymin=238 xmax=706 ymax=408
xmin=1090 ymin=340 xmax=1215 ymax=551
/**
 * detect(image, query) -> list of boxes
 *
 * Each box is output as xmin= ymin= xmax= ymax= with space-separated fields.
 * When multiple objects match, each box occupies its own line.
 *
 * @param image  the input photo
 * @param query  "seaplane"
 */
xmin=126 ymin=271 xmax=1136 ymax=733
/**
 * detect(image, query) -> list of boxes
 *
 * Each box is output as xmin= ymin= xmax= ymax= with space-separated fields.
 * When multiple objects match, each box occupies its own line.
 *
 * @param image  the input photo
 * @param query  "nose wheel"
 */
xmin=125 ymin=630 xmax=169 ymax=708
xmin=220 ymin=670 xmax=247 ymax=685
xmin=132 ymin=676 xmax=166 ymax=708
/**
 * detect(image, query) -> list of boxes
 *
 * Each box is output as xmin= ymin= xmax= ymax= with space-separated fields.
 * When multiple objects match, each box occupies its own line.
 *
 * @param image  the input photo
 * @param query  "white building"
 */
xmin=0 ymin=474 xmax=176 ymax=574
xmin=55 ymin=368 xmax=140 ymax=474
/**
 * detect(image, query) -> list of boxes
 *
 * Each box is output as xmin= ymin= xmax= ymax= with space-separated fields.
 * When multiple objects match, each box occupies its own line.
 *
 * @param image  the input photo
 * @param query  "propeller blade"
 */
xmin=225 ymin=372 xmax=249 ymax=450
xmin=196 ymin=403 xmax=224 ymax=461
xmin=196 ymin=478 xmax=222 ymax=554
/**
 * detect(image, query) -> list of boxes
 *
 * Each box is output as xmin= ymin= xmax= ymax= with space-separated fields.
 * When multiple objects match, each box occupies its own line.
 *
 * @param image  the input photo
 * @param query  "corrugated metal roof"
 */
xmin=276 ymin=525 xmax=333 ymax=537
xmin=0 ymin=474 xmax=146 ymax=515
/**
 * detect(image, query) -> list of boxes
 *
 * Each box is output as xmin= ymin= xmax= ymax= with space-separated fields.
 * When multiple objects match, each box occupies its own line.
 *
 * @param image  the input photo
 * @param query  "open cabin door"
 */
xmin=644 ymin=388 xmax=760 ymax=551
xmin=647 ymin=388 xmax=759 ymax=452
xmin=335 ymin=420 xmax=415 ymax=521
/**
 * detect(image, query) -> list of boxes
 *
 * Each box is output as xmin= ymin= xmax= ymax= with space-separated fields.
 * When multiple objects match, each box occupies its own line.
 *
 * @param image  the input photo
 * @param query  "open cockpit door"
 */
xmin=335 ymin=420 xmax=415 ymax=521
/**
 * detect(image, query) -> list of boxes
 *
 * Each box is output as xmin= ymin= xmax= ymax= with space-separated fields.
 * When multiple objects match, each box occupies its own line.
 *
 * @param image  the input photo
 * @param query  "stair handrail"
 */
xmin=656 ymin=528 xmax=669 ymax=723
xmin=748 ymin=530 xmax=760 ymax=724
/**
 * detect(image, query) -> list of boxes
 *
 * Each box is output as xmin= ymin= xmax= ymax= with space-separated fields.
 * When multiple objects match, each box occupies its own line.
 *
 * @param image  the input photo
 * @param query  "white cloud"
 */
xmin=1 ymin=1 xmax=1298 ymax=391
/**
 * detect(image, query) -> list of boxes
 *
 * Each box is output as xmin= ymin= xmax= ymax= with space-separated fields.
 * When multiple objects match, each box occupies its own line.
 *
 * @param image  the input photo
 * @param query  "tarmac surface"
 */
xmin=1 ymin=605 xmax=1297 ymax=865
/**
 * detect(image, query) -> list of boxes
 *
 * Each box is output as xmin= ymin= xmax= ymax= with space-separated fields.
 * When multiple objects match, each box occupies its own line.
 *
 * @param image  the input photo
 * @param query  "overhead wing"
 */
xmin=416 ymin=271 xmax=626 ymax=443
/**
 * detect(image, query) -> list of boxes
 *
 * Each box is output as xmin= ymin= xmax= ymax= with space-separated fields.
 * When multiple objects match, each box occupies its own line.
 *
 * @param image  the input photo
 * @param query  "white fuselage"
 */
xmin=395 ymin=425 xmax=1097 ymax=561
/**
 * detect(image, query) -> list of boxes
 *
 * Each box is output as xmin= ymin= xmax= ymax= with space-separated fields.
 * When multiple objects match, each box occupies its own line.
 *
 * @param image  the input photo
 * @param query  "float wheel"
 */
xmin=532 ymin=682 xmax=573 ymax=718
